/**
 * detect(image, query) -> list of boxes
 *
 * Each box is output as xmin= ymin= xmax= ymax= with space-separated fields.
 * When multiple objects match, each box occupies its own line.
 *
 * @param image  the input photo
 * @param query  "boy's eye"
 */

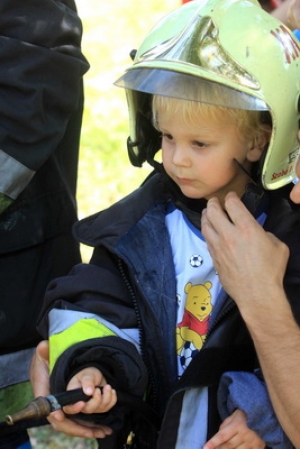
xmin=162 ymin=133 xmax=174 ymax=141
xmin=161 ymin=133 xmax=174 ymax=140
xmin=193 ymin=140 xmax=206 ymax=148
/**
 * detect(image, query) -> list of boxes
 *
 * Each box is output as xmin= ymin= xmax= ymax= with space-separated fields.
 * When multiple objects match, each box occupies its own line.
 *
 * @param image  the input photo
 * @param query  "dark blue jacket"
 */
xmin=38 ymin=173 xmax=300 ymax=448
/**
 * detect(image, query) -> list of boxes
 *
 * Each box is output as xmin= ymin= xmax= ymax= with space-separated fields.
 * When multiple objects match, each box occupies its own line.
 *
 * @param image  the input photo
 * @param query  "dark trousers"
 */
xmin=0 ymin=431 xmax=30 ymax=449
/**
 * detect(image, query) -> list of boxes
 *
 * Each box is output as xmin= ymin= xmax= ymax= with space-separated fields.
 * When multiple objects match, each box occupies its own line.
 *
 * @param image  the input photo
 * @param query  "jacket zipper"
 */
xmin=117 ymin=257 xmax=158 ymax=409
xmin=203 ymin=296 xmax=236 ymax=348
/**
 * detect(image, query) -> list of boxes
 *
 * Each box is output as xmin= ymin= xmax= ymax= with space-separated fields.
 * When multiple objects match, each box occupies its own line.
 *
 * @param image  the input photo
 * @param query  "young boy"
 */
xmin=31 ymin=0 xmax=300 ymax=447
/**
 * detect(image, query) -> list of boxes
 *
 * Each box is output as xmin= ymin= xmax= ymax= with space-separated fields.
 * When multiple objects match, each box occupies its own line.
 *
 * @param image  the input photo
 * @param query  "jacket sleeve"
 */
xmin=217 ymin=371 xmax=292 ymax=449
xmin=36 ymin=248 xmax=148 ymax=427
xmin=0 ymin=0 xmax=89 ymax=213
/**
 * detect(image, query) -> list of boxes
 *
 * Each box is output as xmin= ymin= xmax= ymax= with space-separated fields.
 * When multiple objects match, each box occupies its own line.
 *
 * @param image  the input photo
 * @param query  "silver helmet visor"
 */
xmin=115 ymin=68 xmax=269 ymax=111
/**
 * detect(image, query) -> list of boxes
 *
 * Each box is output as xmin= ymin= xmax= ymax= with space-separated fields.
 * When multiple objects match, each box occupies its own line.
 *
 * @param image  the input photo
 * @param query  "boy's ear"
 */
xmin=246 ymin=127 xmax=271 ymax=162
xmin=246 ymin=145 xmax=265 ymax=162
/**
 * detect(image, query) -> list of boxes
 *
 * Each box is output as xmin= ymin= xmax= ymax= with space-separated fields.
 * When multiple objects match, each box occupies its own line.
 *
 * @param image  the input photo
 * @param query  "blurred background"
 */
xmin=28 ymin=0 xmax=180 ymax=447
xmin=76 ymin=0 xmax=181 ymax=262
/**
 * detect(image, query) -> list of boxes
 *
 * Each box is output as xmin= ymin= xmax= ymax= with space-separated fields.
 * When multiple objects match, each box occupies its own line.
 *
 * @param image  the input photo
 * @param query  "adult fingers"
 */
xmin=47 ymin=412 xmax=112 ymax=439
xmin=29 ymin=340 xmax=50 ymax=397
xmin=222 ymin=192 xmax=258 ymax=228
xmin=202 ymin=196 xmax=234 ymax=235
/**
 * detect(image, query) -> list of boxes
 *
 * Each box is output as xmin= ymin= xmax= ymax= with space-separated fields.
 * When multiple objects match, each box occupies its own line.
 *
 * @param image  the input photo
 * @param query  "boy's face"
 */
xmin=159 ymin=109 xmax=261 ymax=205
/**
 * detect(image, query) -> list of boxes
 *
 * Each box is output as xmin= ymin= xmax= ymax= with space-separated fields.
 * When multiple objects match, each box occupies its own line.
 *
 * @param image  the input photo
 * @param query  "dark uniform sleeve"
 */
xmin=0 ymin=0 xmax=89 ymax=213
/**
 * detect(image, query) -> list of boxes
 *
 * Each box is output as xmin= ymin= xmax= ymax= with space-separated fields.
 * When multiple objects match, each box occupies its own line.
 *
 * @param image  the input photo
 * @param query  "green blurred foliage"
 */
xmin=76 ymin=0 xmax=180 ymax=260
xmin=77 ymin=0 xmax=181 ymax=220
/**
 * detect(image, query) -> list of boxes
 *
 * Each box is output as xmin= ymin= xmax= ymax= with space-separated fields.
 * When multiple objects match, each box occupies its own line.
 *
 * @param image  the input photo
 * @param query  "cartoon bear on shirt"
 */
xmin=176 ymin=281 xmax=213 ymax=354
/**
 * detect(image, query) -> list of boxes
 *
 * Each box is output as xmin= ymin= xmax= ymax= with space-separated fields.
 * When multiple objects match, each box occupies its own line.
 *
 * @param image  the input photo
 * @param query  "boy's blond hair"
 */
xmin=152 ymin=94 xmax=271 ymax=148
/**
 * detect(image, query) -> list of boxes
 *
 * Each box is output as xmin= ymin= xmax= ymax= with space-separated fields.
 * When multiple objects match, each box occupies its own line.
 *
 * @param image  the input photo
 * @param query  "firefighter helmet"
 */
xmin=115 ymin=0 xmax=300 ymax=189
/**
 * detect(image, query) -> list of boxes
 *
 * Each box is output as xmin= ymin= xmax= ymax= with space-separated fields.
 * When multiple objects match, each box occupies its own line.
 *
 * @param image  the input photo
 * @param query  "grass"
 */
xmin=28 ymin=0 xmax=180 ymax=447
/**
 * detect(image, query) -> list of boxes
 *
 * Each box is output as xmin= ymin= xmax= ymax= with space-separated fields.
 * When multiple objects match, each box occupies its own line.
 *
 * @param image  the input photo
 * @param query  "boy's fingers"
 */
xmin=62 ymin=401 xmax=87 ymax=415
xmin=203 ymin=428 xmax=236 ymax=449
xmin=80 ymin=385 xmax=117 ymax=414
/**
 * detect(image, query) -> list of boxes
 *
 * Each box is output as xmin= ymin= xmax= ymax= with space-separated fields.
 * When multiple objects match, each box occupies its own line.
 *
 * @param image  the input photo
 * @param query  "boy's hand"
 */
xmin=49 ymin=367 xmax=116 ymax=439
xmin=63 ymin=367 xmax=117 ymax=415
xmin=203 ymin=409 xmax=265 ymax=449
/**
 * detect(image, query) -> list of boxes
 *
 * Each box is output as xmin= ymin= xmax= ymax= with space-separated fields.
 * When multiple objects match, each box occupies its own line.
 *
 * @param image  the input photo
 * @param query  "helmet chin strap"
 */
xmin=233 ymin=158 xmax=257 ymax=185
xmin=234 ymin=158 xmax=268 ymax=217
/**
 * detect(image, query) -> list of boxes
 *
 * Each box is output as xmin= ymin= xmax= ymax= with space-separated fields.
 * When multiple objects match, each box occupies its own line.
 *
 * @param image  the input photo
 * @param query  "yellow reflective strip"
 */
xmin=49 ymin=318 xmax=116 ymax=372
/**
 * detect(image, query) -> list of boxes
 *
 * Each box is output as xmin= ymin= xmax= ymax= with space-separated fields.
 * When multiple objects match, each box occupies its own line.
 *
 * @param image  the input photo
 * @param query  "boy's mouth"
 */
xmin=175 ymin=176 xmax=195 ymax=185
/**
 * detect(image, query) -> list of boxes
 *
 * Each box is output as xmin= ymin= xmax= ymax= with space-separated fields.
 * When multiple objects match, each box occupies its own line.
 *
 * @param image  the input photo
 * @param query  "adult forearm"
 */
xmin=240 ymin=291 xmax=300 ymax=448
xmin=201 ymin=194 xmax=300 ymax=444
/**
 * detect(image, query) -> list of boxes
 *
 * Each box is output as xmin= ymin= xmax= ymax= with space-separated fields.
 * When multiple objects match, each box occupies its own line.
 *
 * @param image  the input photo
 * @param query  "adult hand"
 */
xmin=30 ymin=340 xmax=51 ymax=398
xmin=287 ymin=0 xmax=300 ymax=30
xmin=29 ymin=341 xmax=113 ymax=439
xmin=201 ymin=192 xmax=289 ymax=316
xmin=202 ymin=192 xmax=300 ymax=449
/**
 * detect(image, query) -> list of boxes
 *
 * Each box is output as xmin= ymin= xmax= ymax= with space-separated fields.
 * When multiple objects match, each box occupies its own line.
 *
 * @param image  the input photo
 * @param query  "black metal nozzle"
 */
xmin=5 ymin=388 xmax=93 ymax=426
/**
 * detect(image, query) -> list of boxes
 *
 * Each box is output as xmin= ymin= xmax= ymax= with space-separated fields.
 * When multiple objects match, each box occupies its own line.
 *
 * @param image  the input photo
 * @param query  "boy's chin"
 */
xmin=178 ymin=185 xmax=205 ymax=200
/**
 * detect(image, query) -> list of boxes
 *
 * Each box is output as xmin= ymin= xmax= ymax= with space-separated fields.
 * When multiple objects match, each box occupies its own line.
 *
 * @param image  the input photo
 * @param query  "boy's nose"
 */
xmin=172 ymin=145 xmax=190 ymax=167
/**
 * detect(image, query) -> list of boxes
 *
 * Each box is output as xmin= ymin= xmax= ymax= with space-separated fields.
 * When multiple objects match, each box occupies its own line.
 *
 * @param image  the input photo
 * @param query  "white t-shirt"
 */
xmin=165 ymin=203 xmax=223 ymax=376
xmin=165 ymin=202 xmax=267 ymax=448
